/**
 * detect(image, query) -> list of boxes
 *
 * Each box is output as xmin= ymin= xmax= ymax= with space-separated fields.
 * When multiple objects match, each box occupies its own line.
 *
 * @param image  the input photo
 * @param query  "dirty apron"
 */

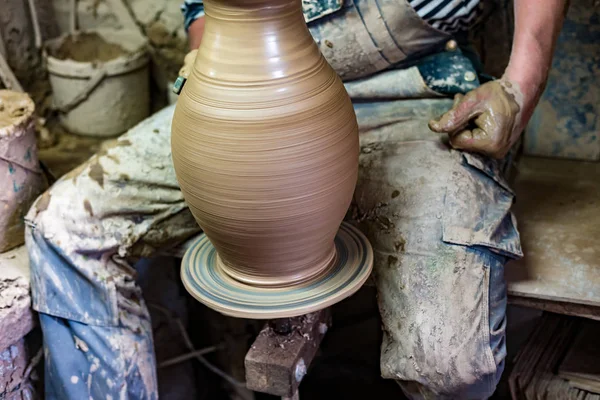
xmin=309 ymin=2 xmax=522 ymax=398
xmin=24 ymin=1 xmax=522 ymax=399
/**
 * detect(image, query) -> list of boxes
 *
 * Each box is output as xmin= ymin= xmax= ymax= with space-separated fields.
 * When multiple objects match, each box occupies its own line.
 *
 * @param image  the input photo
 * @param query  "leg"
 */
xmin=351 ymin=99 xmax=522 ymax=399
xmin=25 ymin=105 xmax=200 ymax=399
xmin=39 ymin=314 xmax=156 ymax=399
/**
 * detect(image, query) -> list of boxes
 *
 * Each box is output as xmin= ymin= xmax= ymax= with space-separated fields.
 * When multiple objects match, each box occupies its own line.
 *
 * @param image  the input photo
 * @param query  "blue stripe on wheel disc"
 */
xmin=181 ymin=222 xmax=373 ymax=318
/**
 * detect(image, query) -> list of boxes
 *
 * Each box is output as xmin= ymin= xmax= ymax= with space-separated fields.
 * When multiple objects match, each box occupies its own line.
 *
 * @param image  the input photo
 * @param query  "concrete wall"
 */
xmin=0 ymin=0 xmax=52 ymax=104
xmin=524 ymin=0 xmax=600 ymax=161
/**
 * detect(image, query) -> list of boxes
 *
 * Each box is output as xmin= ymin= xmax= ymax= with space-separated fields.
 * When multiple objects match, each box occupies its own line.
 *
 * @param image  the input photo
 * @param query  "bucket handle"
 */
xmin=54 ymin=69 xmax=107 ymax=113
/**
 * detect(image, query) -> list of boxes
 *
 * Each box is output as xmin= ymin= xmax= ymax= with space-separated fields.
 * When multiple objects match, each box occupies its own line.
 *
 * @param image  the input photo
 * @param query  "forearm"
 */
xmin=504 ymin=0 xmax=567 ymax=120
xmin=188 ymin=17 xmax=205 ymax=50
xmin=181 ymin=0 xmax=206 ymax=50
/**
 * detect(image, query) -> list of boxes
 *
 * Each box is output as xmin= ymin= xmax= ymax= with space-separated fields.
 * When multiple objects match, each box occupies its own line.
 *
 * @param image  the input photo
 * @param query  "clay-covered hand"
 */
xmin=428 ymin=79 xmax=524 ymax=159
xmin=179 ymin=49 xmax=198 ymax=79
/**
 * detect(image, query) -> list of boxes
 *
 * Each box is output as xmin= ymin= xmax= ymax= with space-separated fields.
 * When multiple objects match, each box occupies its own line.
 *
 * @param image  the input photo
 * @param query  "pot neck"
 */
xmin=197 ymin=0 xmax=323 ymax=82
xmin=204 ymin=0 xmax=302 ymax=22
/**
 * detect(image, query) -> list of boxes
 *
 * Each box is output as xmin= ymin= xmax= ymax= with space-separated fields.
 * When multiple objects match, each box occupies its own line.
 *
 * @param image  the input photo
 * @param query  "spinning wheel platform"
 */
xmin=181 ymin=222 xmax=373 ymax=319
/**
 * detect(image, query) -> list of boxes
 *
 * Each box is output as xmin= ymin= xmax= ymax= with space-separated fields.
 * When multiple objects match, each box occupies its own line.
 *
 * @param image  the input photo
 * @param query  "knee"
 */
xmin=25 ymin=173 xmax=103 ymax=250
xmin=398 ymin=369 xmax=502 ymax=400
xmin=381 ymin=330 xmax=505 ymax=399
xmin=459 ymin=363 xmax=504 ymax=400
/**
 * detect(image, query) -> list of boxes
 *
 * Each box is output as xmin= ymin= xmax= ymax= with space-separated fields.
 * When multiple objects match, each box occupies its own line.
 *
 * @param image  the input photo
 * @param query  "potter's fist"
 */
xmin=428 ymin=80 xmax=524 ymax=159
xmin=179 ymin=49 xmax=199 ymax=79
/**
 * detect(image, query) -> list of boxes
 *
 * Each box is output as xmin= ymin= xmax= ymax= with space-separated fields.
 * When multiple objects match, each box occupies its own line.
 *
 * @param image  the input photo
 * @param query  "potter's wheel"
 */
xmin=181 ymin=222 xmax=373 ymax=319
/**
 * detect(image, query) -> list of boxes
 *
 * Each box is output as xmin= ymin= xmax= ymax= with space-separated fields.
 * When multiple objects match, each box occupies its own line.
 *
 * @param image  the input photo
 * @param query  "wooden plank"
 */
xmin=559 ymin=321 xmax=600 ymax=391
xmin=506 ymin=156 xmax=600 ymax=310
xmin=509 ymin=296 xmax=600 ymax=321
xmin=509 ymin=313 xmax=580 ymax=399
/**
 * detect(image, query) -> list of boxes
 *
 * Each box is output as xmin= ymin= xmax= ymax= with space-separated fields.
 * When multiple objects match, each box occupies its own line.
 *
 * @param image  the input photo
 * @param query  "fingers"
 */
xmin=450 ymin=128 xmax=486 ymax=150
xmin=448 ymin=113 xmax=496 ymax=156
xmin=449 ymin=128 xmax=508 ymax=159
xmin=452 ymin=93 xmax=463 ymax=108
xmin=432 ymin=81 xmax=519 ymax=159
xmin=429 ymin=92 xmax=484 ymax=135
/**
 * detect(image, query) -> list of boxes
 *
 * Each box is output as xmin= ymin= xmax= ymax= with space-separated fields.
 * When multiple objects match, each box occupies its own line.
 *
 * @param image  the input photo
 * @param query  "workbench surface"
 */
xmin=506 ymin=156 xmax=600 ymax=319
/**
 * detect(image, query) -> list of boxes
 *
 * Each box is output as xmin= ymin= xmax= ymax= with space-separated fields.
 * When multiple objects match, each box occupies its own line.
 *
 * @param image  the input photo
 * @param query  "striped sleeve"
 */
xmin=181 ymin=0 xmax=205 ymax=32
xmin=407 ymin=0 xmax=482 ymax=34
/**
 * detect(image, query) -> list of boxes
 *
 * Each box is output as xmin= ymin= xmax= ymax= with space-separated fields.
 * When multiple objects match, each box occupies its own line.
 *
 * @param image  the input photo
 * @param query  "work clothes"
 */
xmin=406 ymin=0 xmax=482 ymax=33
xmin=182 ymin=0 xmax=484 ymax=34
xmin=25 ymin=1 xmax=521 ymax=399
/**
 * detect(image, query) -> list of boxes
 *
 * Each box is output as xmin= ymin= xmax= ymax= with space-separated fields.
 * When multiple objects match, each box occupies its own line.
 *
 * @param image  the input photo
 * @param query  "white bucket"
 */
xmin=44 ymin=29 xmax=150 ymax=137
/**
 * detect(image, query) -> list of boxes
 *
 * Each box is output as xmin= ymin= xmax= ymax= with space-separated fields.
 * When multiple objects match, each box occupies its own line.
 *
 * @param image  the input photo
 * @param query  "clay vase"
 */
xmin=171 ymin=0 xmax=359 ymax=288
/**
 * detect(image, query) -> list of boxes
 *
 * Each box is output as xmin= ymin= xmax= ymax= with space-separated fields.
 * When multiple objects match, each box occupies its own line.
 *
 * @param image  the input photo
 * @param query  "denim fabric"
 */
xmin=39 ymin=313 xmax=157 ymax=400
xmin=352 ymin=97 xmax=521 ymax=399
xmin=416 ymin=50 xmax=481 ymax=95
xmin=27 ymin=225 xmax=116 ymax=325
xmin=486 ymin=250 xmax=508 ymax=386
xmin=302 ymin=0 xmax=344 ymax=21
xmin=24 ymin=105 xmax=196 ymax=400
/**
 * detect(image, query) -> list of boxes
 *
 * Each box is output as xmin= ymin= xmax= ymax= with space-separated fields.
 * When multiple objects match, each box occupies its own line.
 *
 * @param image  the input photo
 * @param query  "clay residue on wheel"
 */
xmin=0 ymin=90 xmax=35 ymax=131
xmin=50 ymin=32 xmax=129 ymax=62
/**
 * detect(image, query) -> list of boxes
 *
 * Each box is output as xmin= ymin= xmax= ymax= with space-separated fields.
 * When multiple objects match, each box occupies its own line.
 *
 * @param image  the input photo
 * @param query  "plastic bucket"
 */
xmin=44 ymin=29 xmax=150 ymax=137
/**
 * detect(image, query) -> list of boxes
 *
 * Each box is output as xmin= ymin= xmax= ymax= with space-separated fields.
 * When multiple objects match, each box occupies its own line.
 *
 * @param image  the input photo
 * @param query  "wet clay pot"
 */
xmin=171 ymin=0 xmax=359 ymax=287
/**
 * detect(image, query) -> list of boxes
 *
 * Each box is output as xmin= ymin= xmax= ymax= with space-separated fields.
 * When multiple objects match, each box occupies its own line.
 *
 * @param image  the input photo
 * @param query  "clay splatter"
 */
xmin=89 ymin=161 xmax=105 ymax=188
xmin=36 ymin=192 xmax=52 ymax=213
xmin=83 ymin=199 xmax=94 ymax=217
xmin=117 ymin=140 xmax=132 ymax=147
xmin=394 ymin=237 xmax=406 ymax=253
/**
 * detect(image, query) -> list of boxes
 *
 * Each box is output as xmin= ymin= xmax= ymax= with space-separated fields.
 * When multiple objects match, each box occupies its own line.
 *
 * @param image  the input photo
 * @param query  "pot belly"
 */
xmin=171 ymin=72 xmax=358 ymax=286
